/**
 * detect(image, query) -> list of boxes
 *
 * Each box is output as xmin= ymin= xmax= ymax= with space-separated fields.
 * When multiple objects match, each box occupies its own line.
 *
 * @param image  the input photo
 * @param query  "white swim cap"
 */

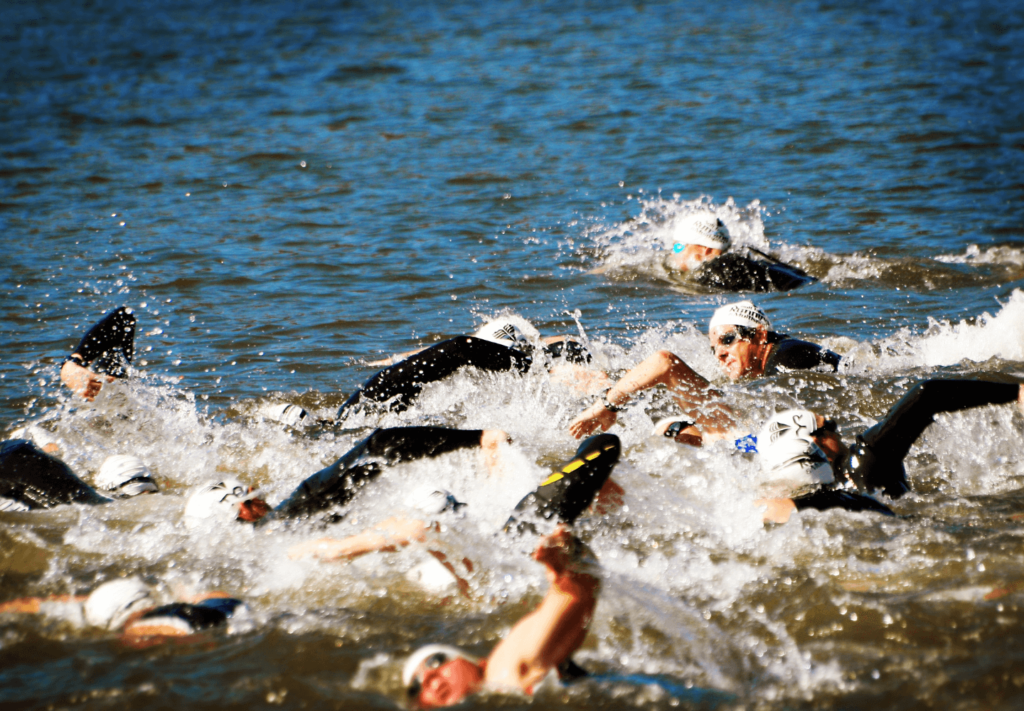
xmin=96 ymin=455 xmax=158 ymax=497
xmin=402 ymin=644 xmax=482 ymax=688
xmin=473 ymin=319 xmax=530 ymax=349
xmin=84 ymin=578 xmax=156 ymax=630
xmin=666 ymin=211 xmax=730 ymax=251
xmin=264 ymin=403 xmax=308 ymax=428
xmin=708 ymin=300 xmax=772 ymax=332
xmin=758 ymin=410 xmax=834 ymax=487
xmin=404 ymin=485 xmax=465 ymax=517
xmin=184 ymin=478 xmax=259 ymax=525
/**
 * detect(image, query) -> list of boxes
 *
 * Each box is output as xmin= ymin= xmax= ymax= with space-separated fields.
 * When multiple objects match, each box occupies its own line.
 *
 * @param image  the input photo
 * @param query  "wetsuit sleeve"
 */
xmin=763 ymin=338 xmax=840 ymax=375
xmin=845 ymin=379 xmax=1021 ymax=497
xmin=337 ymin=337 xmax=532 ymax=420
xmin=504 ymin=434 xmax=621 ymax=535
xmin=791 ymin=488 xmax=894 ymax=516
xmin=0 ymin=440 xmax=110 ymax=509
xmin=68 ymin=307 xmax=136 ymax=378
xmin=267 ymin=427 xmax=483 ymax=522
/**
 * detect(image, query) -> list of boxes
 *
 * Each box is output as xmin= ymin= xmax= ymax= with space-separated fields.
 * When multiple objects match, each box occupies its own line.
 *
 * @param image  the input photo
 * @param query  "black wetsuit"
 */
xmin=134 ymin=597 xmax=245 ymax=633
xmin=839 ymin=379 xmax=1020 ymax=499
xmin=66 ymin=306 xmax=136 ymax=378
xmin=264 ymin=427 xmax=485 ymax=523
xmin=0 ymin=440 xmax=110 ymax=510
xmin=690 ymin=252 xmax=815 ymax=293
xmin=337 ymin=337 xmax=592 ymax=420
xmin=763 ymin=333 xmax=841 ymax=375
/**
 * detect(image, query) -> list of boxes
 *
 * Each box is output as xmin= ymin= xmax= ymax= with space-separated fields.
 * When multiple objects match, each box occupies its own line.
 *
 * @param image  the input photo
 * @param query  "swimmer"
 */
xmin=337 ymin=317 xmax=610 ymax=421
xmin=287 ymin=433 xmax=622 ymax=575
xmin=402 ymin=526 xmax=600 ymax=708
xmin=59 ymin=306 xmax=136 ymax=401
xmin=0 ymin=577 xmax=246 ymax=641
xmin=662 ymin=210 xmax=814 ymax=293
xmin=0 ymin=440 xmax=157 ymax=511
xmin=753 ymin=379 xmax=1024 ymax=523
xmin=184 ymin=427 xmax=514 ymax=527
xmin=569 ymin=300 xmax=839 ymax=443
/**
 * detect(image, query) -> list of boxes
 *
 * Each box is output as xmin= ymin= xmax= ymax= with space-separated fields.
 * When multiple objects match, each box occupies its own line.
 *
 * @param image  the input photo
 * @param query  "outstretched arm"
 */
xmin=484 ymin=528 xmax=600 ymax=694
xmin=570 ymin=350 xmax=729 ymax=438
xmin=288 ymin=517 xmax=430 ymax=561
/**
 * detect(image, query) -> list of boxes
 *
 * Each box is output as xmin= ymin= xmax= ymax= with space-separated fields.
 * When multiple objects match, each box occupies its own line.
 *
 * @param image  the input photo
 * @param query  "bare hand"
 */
xmin=568 ymin=402 xmax=617 ymax=439
xmin=591 ymin=478 xmax=625 ymax=515
xmin=60 ymin=359 xmax=112 ymax=401
xmin=533 ymin=526 xmax=576 ymax=575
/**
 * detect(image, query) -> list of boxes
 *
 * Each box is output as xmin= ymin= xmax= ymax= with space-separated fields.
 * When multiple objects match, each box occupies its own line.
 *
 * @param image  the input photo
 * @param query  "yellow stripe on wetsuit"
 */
xmin=538 ymin=443 xmax=614 ymax=487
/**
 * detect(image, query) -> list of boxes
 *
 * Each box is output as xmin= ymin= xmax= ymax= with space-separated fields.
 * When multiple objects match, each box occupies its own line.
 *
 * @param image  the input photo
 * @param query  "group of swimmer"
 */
xmin=3 ymin=208 xmax=1024 ymax=708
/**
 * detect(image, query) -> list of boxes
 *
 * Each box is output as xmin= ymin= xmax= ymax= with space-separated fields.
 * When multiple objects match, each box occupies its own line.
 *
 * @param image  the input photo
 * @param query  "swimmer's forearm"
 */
xmin=290 ymin=518 xmax=429 ymax=561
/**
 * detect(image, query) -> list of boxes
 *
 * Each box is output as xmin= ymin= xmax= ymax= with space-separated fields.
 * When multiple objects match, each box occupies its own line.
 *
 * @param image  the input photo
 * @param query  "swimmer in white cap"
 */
xmin=182 ymin=427 xmax=516 ymax=529
xmin=751 ymin=379 xmax=1024 ymax=523
xmin=659 ymin=209 xmax=815 ymax=293
xmin=569 ymin=300 xmax=839 ymax=444
xmin=0 ymin=577 xmax=247 ymax=640
xmin=0 ymin=440 xmax=161 ymax=510
xmin=663 ymin=210 xmax=731 ymax=272
xmin=338 ymin=315 xmax=609 ymax=421
xmin=401 ymin=526 xmax=600 ymax=708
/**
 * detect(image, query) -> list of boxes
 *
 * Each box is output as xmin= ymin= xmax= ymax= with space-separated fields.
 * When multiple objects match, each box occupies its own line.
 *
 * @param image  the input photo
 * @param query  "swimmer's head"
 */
xmin=473 ymin=319 xmax=531 ymax=350
xmin=667 ymin=210 xmax=730 ymax=251
xmin=404 ymin=644 xmax=484 ymax=708
xmin=404 ymin=485 xmax=466 ymax=517
xmin=708 ymin=301 xmax=774 ymax=380
xmin=95 ymin=455 xmax=159 ymax=498
xmin=84 ymin=577 xmax=157 ymax=630
xmin=758 ymin=410 xmax=834 ymax=487
xmin=183 ymin=478 xmax=270 ymax=526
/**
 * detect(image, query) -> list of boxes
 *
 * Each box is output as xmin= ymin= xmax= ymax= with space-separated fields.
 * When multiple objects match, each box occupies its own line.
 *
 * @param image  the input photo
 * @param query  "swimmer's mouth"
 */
xmin=238 ymin=498 xmax=271 ymax=522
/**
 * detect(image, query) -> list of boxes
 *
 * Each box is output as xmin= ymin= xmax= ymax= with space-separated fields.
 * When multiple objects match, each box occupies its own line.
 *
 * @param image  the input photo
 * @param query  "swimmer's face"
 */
xmin=238 ymin=496 xmax=271 ymax=522
xmin=709 ymin=325 xmax=768 ymax=380
xmin=670 ymin=244 xmax=723 ymax=272
xmin=412 ymin=656 xmax=483 ymax=708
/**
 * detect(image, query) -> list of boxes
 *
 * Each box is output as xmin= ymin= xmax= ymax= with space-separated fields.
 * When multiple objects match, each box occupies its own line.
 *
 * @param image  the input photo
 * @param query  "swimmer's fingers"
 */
xmin=568 ymin=404 xmax=615 ymax=439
